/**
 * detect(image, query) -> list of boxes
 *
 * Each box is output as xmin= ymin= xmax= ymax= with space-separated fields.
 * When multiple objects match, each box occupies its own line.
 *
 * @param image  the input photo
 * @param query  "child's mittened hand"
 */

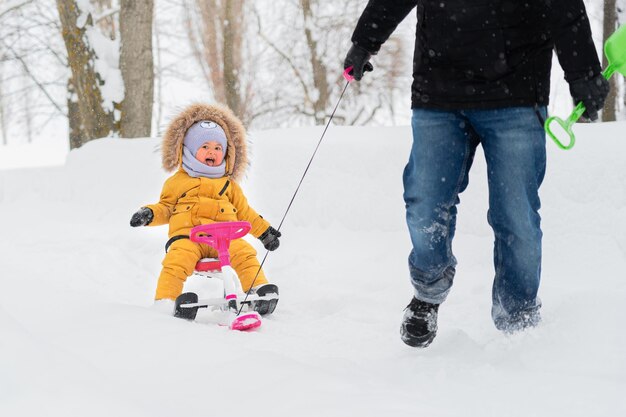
xmin=259 ymin=226 xmax=281 ymax=251
xmin=130 ymin=207 xmax=154 ymax=227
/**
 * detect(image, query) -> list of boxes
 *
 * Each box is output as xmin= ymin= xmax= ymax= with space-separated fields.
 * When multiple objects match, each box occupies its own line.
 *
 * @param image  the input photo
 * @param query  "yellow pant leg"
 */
xmin=229 ymin=238 xmax=268 ymax=292
xmin=155 ymin=239 xmax=203 ymax=300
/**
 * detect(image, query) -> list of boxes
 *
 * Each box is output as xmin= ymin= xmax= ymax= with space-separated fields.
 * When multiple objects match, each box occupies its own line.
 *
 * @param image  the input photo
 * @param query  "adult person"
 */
xmin=344 ymin=0 xmax=609 ymax=347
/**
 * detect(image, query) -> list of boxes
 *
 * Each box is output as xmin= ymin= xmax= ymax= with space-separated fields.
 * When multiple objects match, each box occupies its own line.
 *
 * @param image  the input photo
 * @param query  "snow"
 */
xmin=0 ymin=138 xmax=68 ymax=170
xmin=1 ymin=123 xmax=625 ymax=416
xmin=86 ymin=26 xmax=124 ymax=110
xmin=75 ymin=0 xmax=124 ymax=111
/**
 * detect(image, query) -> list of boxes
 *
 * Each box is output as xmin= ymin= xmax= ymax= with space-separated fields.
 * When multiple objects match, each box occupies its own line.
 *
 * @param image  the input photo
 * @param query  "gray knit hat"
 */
xmin=183 ymin=120 xmax=228 ymax=154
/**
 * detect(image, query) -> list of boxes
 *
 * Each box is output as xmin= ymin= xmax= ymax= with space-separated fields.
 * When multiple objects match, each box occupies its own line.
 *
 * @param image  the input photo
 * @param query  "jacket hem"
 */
xmin=410 ymin=97 xmax=549 ymax=111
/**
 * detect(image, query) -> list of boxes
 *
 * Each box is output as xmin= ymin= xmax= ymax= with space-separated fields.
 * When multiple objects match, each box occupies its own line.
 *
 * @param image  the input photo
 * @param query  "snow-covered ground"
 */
xmin=1 ymin=123 xmax=625 ymax=417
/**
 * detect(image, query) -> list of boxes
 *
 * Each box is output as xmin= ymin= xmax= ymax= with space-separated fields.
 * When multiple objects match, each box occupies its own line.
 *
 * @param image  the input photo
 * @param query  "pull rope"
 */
xmin=238 ymin=80 xmax=351 ymax=313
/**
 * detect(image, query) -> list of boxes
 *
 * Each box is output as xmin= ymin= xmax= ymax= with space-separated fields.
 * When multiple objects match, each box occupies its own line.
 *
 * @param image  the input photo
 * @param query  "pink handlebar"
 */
xmin=343 ymin=66 xmax=355 ymax=82
xmin=190 ymin=221 xmax=251 ymax=266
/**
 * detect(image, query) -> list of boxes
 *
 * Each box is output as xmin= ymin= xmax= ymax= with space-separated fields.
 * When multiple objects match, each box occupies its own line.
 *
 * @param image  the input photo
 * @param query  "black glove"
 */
xmin=130 ymin=207 xmax=154 ymax=227
xmin=343 ymin=44 xmax=374 ymax=81
xmin=569 ymin=74 xmax=610 ymax=122
xmin=259 ymin=226 xmax=281 ymax=251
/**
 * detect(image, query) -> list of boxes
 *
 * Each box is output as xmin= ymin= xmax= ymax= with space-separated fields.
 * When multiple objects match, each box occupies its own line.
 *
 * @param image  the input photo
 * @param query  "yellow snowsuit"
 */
xmin=143 ymin=103 xmax=272 ymax=301
xmin=146 ymin=171 xmax=270 ymax=300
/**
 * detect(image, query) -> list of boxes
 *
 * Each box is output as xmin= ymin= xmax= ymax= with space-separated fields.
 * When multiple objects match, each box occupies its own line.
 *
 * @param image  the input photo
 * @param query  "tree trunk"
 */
xmin=154 ymin=11 xmax=163 ymax=135
xmin=0 ymin=60 xmax=6 ymax=146
xmin=300 ymin=0 xmax=330 ymax=125
xmin=189 ymin=0 xmax=249 ymax=124
xmin=67 ymin=78 xmax=84 ymax=149
xmin=602 ymin=0 xmax=618 ymax=121
xmin=193 ymin=0 xmax=226 ymax=104
xmin=119 ymin=0 xmax=154 ymax=138
xmin=23 ymin=79 xmax=32 ymax=143
xmin=222 ymin=0 xmax=243 ymax=119
xmin=56 ymin=0 xmax=113 ymax=149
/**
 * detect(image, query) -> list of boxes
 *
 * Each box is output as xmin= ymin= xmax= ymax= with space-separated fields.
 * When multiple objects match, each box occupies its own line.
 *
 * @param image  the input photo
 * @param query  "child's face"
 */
xmin=195 ymin=141 xmax=225 ymax=166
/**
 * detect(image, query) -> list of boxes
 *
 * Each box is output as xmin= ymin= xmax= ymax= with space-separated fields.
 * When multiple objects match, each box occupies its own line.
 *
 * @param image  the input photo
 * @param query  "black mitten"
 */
xmin=259 ymin=226 xmax=281 ymax=251
xmin=569 ymin=74 xmax=610 ymax=121
xmin=343 ymin=44 xmax=374 ymax=81
xmin=130 ymin=207 xmax=154 ymax=227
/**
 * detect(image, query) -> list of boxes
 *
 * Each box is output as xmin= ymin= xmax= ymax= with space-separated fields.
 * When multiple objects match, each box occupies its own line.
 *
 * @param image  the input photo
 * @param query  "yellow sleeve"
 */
xmin=145 ymin=175 xmax=178 ymax=226
xmin=229 ymin=180 xmax=270 ymax=238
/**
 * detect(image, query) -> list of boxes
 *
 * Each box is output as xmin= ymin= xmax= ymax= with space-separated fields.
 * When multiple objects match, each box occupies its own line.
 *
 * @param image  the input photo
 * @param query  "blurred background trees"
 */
xmin=0 ymin=0 xmax=624 ymax=149
xmin=185 ymin=0 xmax=250 ymax=124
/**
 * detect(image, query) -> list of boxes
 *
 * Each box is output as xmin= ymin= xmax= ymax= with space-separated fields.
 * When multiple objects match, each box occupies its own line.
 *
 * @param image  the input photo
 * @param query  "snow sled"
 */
xmin=174 ymin=221 xmax=278 ymax=331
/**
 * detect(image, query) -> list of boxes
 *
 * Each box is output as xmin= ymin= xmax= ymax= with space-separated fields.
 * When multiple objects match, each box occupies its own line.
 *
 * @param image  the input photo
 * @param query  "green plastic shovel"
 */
xmin=545 ymin=24 xmax=626 ymax=150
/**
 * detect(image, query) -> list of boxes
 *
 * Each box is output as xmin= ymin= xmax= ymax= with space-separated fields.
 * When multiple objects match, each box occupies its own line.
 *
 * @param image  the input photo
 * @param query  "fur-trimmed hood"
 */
xmin=161 ymin=103 xmax=248 ymax=181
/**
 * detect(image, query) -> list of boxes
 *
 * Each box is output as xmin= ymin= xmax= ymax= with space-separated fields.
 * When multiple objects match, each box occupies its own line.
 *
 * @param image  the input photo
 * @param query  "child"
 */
xmin=130 ymin=103 xmax=281 ymax=315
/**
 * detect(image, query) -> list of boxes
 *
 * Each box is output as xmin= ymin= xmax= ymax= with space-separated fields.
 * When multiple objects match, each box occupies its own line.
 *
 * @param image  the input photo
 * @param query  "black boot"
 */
xmin=494 ymin=308 xmax=541 ymax=334
xmin=250 ymin=284 xmax=279 ymax=316
xmin=400 ymin=297 xmax=439 ymax=348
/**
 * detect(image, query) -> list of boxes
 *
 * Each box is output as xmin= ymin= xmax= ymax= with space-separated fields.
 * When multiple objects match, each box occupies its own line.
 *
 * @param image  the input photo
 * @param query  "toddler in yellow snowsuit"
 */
xmin=130 ymin=103 xmax=281 ymax=312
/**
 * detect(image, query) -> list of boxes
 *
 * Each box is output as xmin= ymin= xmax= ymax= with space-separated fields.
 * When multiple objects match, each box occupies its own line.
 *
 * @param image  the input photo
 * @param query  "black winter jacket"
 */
xmin=351 ymin=0 xmax=602 ymax=109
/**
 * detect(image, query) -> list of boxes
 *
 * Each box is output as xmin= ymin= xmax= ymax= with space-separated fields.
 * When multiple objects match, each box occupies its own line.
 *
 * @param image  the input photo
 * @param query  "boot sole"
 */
xmin=253 ymin=284 xmax=279 ymax=316
xmin=400 ymin=326 xmax=436 ymax=348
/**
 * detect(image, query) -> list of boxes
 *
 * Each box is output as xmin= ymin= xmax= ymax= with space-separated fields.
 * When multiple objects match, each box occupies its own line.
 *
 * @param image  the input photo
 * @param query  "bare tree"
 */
xmin=185 ymin=0 xmax=250 ymax=123
xmin=251 ymin=0 xmax=408 ymax=127
xmin=0 ymin=0 xmax=66 ymax=146
xmin=22 ymin=75 xmax=33 ymax=142
xmin=119 ymin=0 xmax=154 ymax=137
xmin=0 ymin=55 xmax=6 ymax=145
xmin=300 ymin=0 xmax=330 ymax=124
xmin=153 ymin=5 xmax=163 ymax=133
xmin=56 ymin=0 xmax=113 ymax=148
xmin=57 ymin=0 xmax=154 ymax=144
xmin=152 ymin=0 xmax=205 ymax=134
xmin=93 ymin=0 xmax=116 ymax=38
xmin=0 ymin=0 xmax=413 ymax=148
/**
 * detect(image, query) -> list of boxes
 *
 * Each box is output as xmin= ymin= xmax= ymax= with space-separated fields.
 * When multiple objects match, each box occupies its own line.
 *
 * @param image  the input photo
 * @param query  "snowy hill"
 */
xmin=1 ymin=123 xmax=625 ymax=417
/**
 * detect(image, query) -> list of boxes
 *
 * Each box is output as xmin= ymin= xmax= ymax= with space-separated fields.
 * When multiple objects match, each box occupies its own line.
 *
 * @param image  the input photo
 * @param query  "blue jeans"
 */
xmin=403 ymin=107 xmax=546 ymax=330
